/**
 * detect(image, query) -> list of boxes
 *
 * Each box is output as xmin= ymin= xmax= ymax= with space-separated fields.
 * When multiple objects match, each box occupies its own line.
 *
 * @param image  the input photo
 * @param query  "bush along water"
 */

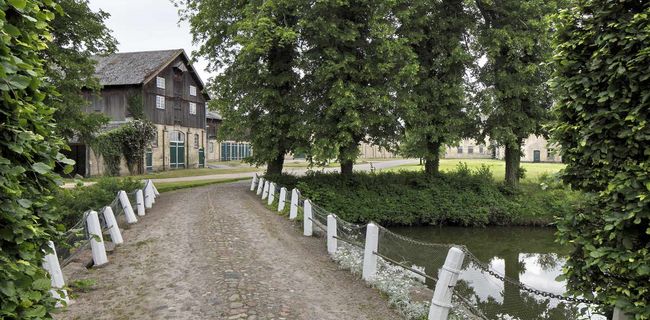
xmin=265 ymin=164 xmax=584 ymax=227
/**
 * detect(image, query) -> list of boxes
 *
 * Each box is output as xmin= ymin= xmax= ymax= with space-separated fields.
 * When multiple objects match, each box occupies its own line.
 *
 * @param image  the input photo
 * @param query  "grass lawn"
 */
xmin=128 ymin=167 xmax=260 ymax=180
xmin=155 ymin=177 xmax=250 ymax=193
xmin=385 ymin=159 xmax=565 ymax=182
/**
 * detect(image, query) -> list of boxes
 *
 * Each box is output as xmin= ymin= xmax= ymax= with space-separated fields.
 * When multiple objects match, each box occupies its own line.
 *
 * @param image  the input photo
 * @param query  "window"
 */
xmin=169 ymin=130 xmax=184 ymax=142
xmin=156 ymin=76 xmax=165 ymax=89
xmin=189 ymin=85 xmax=197 ymax=96
xmin=457 ymin=146 xmax=463 ymax=154
xmin=547 ymin=149 xmax=555 ymax=161
xmin=479 ymin=145 xmax=484 ymax=154
xmin=151 ymin=130 xmax=158 ymax=148
xmin=156 ymin=95 xmax=165 ymax=109
xmin=209 ymin=142 xmax=214 ymax=153
xmin=194 ymin=134 xmax=199 ymax=148
xmin=189 ymin=102 xmax=197 ymax=115
xmin=468 ymin=146 xmax=474 ymax=154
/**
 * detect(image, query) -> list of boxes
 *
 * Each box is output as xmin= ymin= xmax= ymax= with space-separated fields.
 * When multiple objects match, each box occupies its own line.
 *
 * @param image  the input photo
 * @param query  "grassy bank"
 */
xmin=267 ymin=165 xmax=582 ymax=227
xmin=386 ymin=159 xmax=565 ymax=182
xmin=154 ymin=177 xmax=249 ymax=193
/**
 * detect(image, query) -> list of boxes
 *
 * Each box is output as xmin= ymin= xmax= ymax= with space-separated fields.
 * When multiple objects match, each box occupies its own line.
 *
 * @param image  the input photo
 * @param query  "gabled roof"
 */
xmin=92 ymin=49 xmax=207 ymax=97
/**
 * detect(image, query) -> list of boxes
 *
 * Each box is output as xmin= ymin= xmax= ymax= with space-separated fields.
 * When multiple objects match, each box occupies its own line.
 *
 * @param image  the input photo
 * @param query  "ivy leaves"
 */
xmin=551 ymin=0 xmax=650 ymax=317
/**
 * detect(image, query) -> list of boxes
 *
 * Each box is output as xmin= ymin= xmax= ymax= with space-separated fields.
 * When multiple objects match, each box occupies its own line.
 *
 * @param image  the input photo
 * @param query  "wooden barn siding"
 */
xmin=143 ymin=56 xmax=206 ymax=129
xmin=84 ymin=86 xmax=139 ymax=121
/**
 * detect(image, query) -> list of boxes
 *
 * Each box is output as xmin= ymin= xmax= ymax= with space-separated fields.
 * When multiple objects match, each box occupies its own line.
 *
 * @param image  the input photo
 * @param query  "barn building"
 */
xmin=66 ymin=49 xmax=210 ymax=176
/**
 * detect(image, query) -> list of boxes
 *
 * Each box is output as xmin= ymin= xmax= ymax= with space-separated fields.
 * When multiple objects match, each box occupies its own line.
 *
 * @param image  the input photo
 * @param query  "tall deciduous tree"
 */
xmin=475 ymin=0 xmax=555 ymax=186
xmin=43 ymin=0 xmax=117 ymax=142
xmin=396 ymin=0 xmax=476 ymax=175
xmin=178 ymin=0 xmax=303 ymax=175
xmin=0 ymin=1 xmax=72 ymax=318
xmin=301 ymin=0 xmax=417 ymax=175
xmin=551 ymin=1 xmax=650 ymax=316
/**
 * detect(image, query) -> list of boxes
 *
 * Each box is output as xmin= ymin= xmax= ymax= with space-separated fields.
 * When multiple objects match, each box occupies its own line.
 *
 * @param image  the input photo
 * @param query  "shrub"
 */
xmin=265 ymin=167 xmax=582 ymax=227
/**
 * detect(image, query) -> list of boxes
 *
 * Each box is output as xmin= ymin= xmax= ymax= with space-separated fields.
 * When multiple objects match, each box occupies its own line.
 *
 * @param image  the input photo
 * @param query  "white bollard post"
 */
xmin=289 ymin=188 xmax=299 ymax=220
xmin=102 ymin=206 xmax=123 ymax=245
xmin=428 ymin=247 xmax=465 ymax=320
xmin=86 ymin=210 xmax=108 ymax=267
xmin=362 ymin=223 xmax=379 ymax=281
xmin=303 ymin=199 xmax=313 ymax=236
xmin=327 ymin=214 xmax=337 ymax=255
xmin=278 ymin=187 xmax=287 ymax=212
xmin=250 ymin=174 xmax=258 ymax=191
xmin=136 ymin=189 xmax=146 ymax=216
xmin=118 ymin=191 xmax=138 ymax=224
xmin=151 ymin=181 xmax=160 ymax=196
xmin=267 ymin=182 xmax=275 ymax=205
xmin=256 ymin=177 xmax=265 ymax=195
xmin=144 ymin=184 xmax=154 ymax=209
xmin=149 ymin=180 xmax=157 ymax=202
xmin=613 ymin=308 xmax=631 ymax=320
xmin=262 ymin=180 xmax=270 ymax=200
xmin=42 ymin=241 xmax=70 ymax=306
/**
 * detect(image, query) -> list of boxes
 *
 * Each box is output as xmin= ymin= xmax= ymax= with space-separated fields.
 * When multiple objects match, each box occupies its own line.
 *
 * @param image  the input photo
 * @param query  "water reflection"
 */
xmin=385 ymin=226 xmax=605 ymax=319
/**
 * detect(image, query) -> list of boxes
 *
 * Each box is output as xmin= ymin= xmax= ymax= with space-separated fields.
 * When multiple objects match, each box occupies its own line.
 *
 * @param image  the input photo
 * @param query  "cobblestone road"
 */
xmin=57 ymin=181 xmax=398 ymax=320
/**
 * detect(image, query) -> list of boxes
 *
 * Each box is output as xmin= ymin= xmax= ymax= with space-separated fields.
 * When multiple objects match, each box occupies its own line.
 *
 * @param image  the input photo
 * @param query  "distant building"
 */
xmin=444 ymin=135 xmax=562 ymax=163
xmin=66 ymin=49 xmax=210 ymax=176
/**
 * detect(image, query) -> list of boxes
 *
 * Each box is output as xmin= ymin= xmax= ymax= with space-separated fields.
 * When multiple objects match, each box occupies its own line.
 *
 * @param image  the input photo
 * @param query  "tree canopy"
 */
xmin=551 ymin=0 xmax=650 ymax=316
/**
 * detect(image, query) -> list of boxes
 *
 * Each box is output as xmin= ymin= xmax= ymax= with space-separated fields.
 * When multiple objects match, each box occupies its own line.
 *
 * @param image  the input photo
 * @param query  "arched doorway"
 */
xmin=169 ymin=130 xmax=185 ymax=168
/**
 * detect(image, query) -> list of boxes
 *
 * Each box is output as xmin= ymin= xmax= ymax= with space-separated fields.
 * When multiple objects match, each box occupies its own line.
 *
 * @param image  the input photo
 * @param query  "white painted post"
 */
xmin=262 ymin=180 xmax=270 ymax=200
xmin=118 ymin=191 xmax=138 ymax=224
xmin=102 ymin=206 xmax=123 ymax=245
xmin=428 ymin=247 xmax=465 ymax=320
xmin=289 ymin=188 xmax=299 ymax=220
xmin=303 ymin=199 xmax=313 ymax=236
xmin=278 ymin=187 xmax=287 ymax=212
xmin=151 ymin=181 xmax=160 ymax=196
xmin=136 ymin=189 xmax=145 ymax=216
xmin=613 ymin=308 xmax=631 ymax=320
xmin=86 ymin=210 xmax=108 ymax=267
xmin=256 ymin=177 xmax=265 ymax=195
xmin=42 ymin=241 xmax=70 ymax=306
xmin=144 ymin=184 xmax=154 ymax=209
xmin=267 ymin=182 xmax=275 ymax=205
xmin=362 ymin=223 xmax=379 ymax=281
xmin=327 ymin=214 xmax=337 ymax=255
xmin=250 ymin=174 xmax=258 ymax=191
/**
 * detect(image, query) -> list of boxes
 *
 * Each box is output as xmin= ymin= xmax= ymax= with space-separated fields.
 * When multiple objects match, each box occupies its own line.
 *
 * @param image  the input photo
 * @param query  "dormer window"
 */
xmin=189 ymin=85 xmax=197 ymax=96
xmin=189 ymin=102 xmax=197 ymax=115
xmin=156 ymin=76 xmax=165 ymax=89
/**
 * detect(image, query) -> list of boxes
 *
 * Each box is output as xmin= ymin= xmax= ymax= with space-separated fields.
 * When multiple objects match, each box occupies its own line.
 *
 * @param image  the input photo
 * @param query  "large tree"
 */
xmin=396 ymin=0 xmax=476 ymax=175
xmin=0 ymin=0 xmax=72 ymax=318
xmin=475 ymin=0 xmax=556 ymax=186
xmin=179 ymin=0 xmax=304 ymax=175
xmin=43 ymin=0 xmax=117 ymax=143
xmin=551 ymin=0 xmax=650 ymax=317
xmin=301 ymin=0 xmax=417 ymax=175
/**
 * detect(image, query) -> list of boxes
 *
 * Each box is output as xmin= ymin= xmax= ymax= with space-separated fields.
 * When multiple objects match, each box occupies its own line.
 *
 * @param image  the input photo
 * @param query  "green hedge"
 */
xmin=52 ymin=178 xmax=143 ymax=230
xmin=266 ymin=166 xmax=583 ymax=227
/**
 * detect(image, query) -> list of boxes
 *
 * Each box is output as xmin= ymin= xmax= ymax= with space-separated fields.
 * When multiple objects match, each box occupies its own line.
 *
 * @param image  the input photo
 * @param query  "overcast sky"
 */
xmin=88 ymin=0 xmax=215 ymax=82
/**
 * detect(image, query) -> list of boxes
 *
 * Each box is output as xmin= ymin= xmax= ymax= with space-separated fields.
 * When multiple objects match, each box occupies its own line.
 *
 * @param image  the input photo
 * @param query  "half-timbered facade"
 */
xmin=69 ymin=49 xmax=210 ymax=176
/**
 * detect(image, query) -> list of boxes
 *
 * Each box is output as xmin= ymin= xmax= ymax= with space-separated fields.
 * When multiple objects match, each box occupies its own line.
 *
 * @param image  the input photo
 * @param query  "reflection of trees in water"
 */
xmin=523 ymin=252 xmax=564 ymax=272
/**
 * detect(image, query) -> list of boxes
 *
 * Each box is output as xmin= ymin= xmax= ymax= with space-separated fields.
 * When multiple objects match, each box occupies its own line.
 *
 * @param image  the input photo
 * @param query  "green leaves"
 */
xmin=551 ymin=0 xmax=650 ymax=317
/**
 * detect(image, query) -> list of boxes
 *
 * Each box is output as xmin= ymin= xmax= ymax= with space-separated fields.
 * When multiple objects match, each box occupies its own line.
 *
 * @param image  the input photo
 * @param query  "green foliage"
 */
xmin=475 ymin=0 xmax=559 ymax=185
xmin=44 ymin=0 xmax=117 ymax=143
xmin=0 ymin=1 xmax=68 ymax=318
xmin=300 ymin=0 xmax=417 ymax=174
xmin=550 ymin=1 xmax=650 ymax=316
xmin=126 ymin=92 xmax=144 ymax=120
xmin=396 ymin=0 xmax=478 ymax=175
xmin=68 ymin=278 xmax=95 ymax=294
xmin=52 ymin=178 xmax=143 ymax=230
xmin=179 ymin=0 xmax=304 ymax=174
xmin=266 ymin=167 xmax=582 ymax=227
xmin=92 ymin=120 xmax=156 ymax=176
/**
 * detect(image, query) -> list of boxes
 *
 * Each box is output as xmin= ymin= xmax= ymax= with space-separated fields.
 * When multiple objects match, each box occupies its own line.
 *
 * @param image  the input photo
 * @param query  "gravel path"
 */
xmin=57 ymin=181 xmax=398 ymax=320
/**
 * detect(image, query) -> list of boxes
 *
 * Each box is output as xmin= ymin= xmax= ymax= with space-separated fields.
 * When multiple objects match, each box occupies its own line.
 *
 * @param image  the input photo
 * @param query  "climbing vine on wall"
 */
xmin=93 ymin=120 xmax=156 ymax=176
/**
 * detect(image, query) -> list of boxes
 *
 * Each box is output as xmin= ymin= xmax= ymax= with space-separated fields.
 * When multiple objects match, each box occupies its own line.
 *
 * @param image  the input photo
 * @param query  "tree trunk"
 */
xmin=339 ymin=142 xmax=358 ymax=176
xmin=424 ymin=139 xmax=442 ymax=176
xmin=266 ymin=151 xmax=285 ymax=175
xmin=340 ymin=160 xmax=354 ymax=176
xmin=504 ymin=142 xmax=521 ymax=186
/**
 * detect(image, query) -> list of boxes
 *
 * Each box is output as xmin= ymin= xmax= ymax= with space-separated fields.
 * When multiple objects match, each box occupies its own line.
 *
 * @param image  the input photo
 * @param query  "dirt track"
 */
xmin=57 ymin=181 xmax=398 ymax=320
